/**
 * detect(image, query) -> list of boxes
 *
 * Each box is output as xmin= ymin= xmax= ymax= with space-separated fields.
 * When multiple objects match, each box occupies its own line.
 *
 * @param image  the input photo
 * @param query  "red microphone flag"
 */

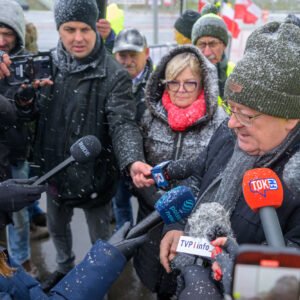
xmin=242 ymin=168 xmax=283 ymax=213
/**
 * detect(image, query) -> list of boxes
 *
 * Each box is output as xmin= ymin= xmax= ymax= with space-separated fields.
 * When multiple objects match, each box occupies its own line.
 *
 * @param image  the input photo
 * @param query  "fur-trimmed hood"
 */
xmin=144 ymin=45 xmax=219 ymax=125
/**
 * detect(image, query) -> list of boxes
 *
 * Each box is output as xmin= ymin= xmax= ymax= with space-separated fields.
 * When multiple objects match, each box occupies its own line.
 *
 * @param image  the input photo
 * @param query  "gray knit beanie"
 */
xmin=54 ymin=0 xmax=99 ymax=31
xmin=0 ymin=0 xmax=25 ymax=47
xmin=192 ymin=13 xmax=228 ymax=46
xmin=174 ymin=10 xmax=201 ymax=40
xmin=224 ymin=20 xmax=300 ymax=119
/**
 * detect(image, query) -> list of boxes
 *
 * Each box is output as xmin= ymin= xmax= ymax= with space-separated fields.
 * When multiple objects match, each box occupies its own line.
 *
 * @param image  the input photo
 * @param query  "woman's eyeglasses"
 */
xmin=164 ymin=80 xmax=199 ymax=93
xmin=222 ymin=101 xmax=262 ymax=127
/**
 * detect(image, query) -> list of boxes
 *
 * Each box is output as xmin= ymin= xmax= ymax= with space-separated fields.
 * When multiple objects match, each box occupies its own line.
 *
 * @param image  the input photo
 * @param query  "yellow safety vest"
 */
xmin=106 ymin=3 xmax=124 ymax=35
xmin=217 ymin=61 xmax=235 ymax=106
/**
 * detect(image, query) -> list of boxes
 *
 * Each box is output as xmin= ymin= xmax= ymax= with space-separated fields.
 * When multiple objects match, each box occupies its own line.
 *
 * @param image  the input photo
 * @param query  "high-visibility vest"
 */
xmin=218 ymin=61 xmax=235 ymax=106
xmin=106 ymin=3 xmax=124 ymax=35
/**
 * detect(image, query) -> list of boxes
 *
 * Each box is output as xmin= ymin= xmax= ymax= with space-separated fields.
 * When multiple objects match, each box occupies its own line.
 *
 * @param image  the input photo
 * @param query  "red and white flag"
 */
xmin=198 ymin=0 xmax=209 ymax=13
xmin=221 ymin=3 xmax=240 ymax=38
xmin=234 ymin=0 xmax=248 ymax=19
xmin=234 ymin=0 xmax=262 ymax=24
xmin=243 ymin=1 xmax=262 ymax=24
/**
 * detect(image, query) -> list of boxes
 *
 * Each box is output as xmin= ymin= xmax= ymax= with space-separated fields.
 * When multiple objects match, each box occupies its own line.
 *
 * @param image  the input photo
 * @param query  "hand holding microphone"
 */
xmin=125 ymin=185 xmax=196 ymax=239
xmin=242 ymin=168 xmax=285 ymax=247
xmin=33 ymin=135 xmax=102 ymax=186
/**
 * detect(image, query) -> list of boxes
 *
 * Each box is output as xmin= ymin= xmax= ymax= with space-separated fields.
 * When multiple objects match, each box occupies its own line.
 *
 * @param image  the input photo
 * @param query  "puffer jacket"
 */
xmin=133 ymin=45 xmax=226 ymax=294
xmin=34 ymin=37 xmax=144 ymax=208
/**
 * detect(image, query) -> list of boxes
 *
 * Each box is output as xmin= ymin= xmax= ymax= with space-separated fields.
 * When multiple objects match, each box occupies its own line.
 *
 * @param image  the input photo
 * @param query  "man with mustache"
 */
xmin=191 ymin=10 xmax=235 ymax=100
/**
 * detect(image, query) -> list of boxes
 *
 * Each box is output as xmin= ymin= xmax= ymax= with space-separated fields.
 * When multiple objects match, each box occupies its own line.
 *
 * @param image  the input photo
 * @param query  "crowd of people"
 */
xmin=0 ymin=0 xmax=299 ymax=299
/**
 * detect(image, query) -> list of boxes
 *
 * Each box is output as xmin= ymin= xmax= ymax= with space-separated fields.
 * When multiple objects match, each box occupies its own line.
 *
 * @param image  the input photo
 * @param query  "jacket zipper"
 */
xmin=174 ymin=132 xmax=182 ymax=160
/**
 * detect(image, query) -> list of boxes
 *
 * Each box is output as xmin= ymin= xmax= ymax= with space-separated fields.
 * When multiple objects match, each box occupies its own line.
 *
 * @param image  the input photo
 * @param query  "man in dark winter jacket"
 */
xmin=0 ymin=0 xmax=46 ymax=277
xmin=157 ymin=17 xmax=300 ymax=299
xmin=112 ymin=28 xmax=154 ymax=229
xmin=191 ymin=8 xmax=235 ymax=100
xmin=32 ymin=0 xmax=152 ymax=291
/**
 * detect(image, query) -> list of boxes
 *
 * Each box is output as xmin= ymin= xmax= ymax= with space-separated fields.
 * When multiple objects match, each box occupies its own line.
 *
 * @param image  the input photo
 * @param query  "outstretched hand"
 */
xmin=129 ymin=161 xmax=154 ymax=188
xmin=0 ymin=178 xmax=46 ymax=212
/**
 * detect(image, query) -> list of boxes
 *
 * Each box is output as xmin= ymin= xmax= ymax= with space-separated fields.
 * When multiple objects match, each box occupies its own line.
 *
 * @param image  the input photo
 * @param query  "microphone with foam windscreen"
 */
xmin=125 ymin=186 xmax=196 ymax=239
xmin=242 ymin=168 xmax=285 ymax=247
xmin=32 ymin=135 xmax=101 ymax=186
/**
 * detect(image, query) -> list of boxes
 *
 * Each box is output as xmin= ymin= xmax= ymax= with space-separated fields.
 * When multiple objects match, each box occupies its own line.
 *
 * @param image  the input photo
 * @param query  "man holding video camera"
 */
xmin=0 ymin=0 xmax=47 ymax=277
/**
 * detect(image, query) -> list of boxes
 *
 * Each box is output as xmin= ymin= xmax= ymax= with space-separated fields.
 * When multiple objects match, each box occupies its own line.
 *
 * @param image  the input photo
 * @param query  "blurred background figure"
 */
xmin=174 ymin=9 xmax=200 ymax=45
xmin=96 ymin=3 xmax=124 ymax=53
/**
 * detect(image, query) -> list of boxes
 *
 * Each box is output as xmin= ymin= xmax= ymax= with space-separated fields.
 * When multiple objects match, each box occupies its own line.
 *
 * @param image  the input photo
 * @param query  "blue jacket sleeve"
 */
xmin=49 ymin=240 xmax=127 ymax=300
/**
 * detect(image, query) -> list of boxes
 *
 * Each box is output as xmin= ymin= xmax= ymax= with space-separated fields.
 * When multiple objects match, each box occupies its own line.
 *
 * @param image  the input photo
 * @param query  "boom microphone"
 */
xmin=125 ymin=186 xmax=196 ymax=239
xmin=33 ymin=135 xmax=102 ymax=186
xmin=242 ymin=168 xmax=285 ymax=247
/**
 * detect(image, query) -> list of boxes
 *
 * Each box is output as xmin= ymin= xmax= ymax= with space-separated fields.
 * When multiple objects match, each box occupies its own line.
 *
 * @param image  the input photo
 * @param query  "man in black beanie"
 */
xmin=32 ymin=0 xmax=153 ymax=291
xmin=174 ymin=9 xmax=200 ymax=45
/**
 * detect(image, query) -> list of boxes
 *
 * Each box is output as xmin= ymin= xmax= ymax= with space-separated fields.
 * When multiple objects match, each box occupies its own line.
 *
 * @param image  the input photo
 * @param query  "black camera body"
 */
xmin=7 ymin=52 xmax=52 ymax=86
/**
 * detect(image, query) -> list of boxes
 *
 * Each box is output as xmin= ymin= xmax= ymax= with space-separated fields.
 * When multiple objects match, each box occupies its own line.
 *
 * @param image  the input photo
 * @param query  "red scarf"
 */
xmin=162 ymin=89 xmax=206 ymax=131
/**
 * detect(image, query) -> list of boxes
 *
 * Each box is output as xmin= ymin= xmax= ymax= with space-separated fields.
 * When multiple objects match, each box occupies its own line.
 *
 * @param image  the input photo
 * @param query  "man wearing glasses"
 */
xmin=191 ymin=11 xmax=235 ymax=100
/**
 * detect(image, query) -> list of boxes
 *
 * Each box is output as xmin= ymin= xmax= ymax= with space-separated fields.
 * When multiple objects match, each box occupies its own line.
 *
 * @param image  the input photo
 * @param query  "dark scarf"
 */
xmin=53 ymin=34 xmax=102 ymax=75
xmin=162 ymin=89 xmax=206 ymax=131
xmin=199 ymin=124 xmax=300 ymax=215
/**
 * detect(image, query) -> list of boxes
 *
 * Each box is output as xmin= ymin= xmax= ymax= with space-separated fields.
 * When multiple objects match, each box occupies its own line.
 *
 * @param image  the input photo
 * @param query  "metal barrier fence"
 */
xmin=149 ymin=42 xmax=177 ymax=66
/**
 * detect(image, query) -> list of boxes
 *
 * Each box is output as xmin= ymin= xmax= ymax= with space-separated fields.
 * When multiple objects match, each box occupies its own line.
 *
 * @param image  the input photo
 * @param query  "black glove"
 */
xmin=178 ymin=265 xmax=223 ymax=300
xmin=108 ymin=222 xmax=148 ymax=260
xmin=213 ymin=237 xmax=239 ymax=296
xmin=15 ymin=85 xmax=36 ymax=103
xmin=0 ymin=178 xmax=46 ymax=212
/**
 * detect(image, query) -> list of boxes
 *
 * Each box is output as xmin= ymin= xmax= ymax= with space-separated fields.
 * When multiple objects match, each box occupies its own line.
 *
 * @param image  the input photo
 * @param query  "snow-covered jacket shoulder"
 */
xmin=140 ymin=45 xmax=226 ymax=165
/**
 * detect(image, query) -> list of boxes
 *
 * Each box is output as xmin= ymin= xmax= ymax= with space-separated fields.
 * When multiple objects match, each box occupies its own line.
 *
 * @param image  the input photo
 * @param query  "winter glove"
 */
xmin=177 ymin=265 xmax=223 ymax=300
xmin=14 ymin=85 xmax=36 ymax=104
xmin=108 ymin=221 xmax=148 ymax=260
xmin=0 ymin=178 xmax=46 ymax=212
xmin=211 ymin=237 xmax=239 ymax=296
xmin=170 ymin=253 xmax=223 ymax=300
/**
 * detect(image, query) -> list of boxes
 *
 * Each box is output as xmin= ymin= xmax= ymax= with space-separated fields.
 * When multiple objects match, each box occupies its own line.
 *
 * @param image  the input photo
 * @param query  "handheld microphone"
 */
xmin=151 ymin=161 xmax=171 ymax=189
xmin=33 ymin=135 xmax=102 ymax=186
xmin=125 ymin=186 xmax=196 ymax=239
xmin=242 ymin=168 xmax=285 ymax=247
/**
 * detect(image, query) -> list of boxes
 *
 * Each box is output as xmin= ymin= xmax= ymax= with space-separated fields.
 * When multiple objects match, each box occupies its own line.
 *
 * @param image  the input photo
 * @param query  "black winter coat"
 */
xmin=34 ymin=38 xmax=145 ymax=208
xmin=0 ymin=94 xmax=28 ymax=228
xmin=0 ymin=47 xmax=36 ymax=180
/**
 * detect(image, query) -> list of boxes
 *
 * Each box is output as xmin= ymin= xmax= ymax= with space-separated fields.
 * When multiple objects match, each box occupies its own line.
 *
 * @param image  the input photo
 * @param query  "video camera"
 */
xmin=6 ymin=52 xmax=52 ymax=86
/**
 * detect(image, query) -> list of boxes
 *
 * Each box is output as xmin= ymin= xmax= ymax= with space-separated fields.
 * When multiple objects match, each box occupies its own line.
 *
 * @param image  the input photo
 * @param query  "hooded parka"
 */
xmin=133 ymin=45 xmax=226 ymax=294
